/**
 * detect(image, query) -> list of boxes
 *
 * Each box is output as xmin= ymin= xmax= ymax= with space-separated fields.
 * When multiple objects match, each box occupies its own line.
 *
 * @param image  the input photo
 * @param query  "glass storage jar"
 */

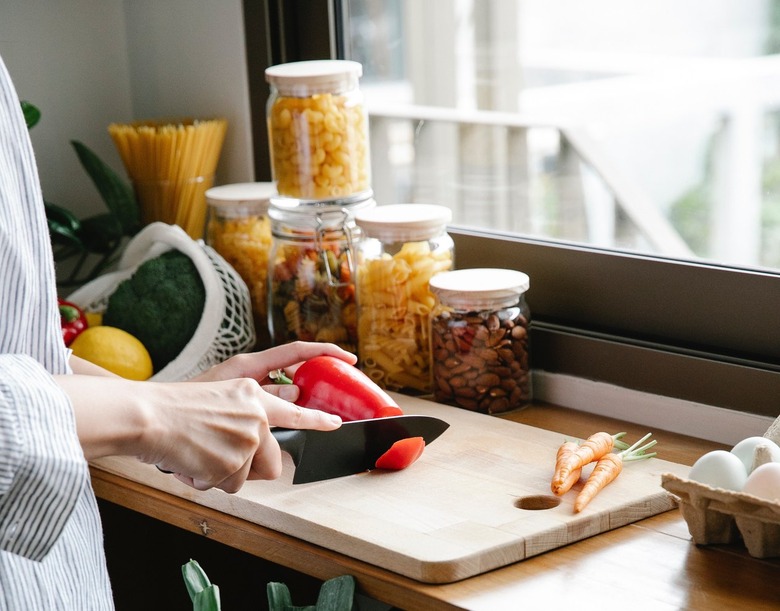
xmin=354 ymin=204 xmax=454 ymax=394
xmin=268 ymin=196 xmax=376 ymax=353
xmin=429 ymin=268 xmax=531 ymax=414
xmin=265 ymin=60 xmax=371 ymax=203
xmin=205 ymin=182 xmax=276 ymax=349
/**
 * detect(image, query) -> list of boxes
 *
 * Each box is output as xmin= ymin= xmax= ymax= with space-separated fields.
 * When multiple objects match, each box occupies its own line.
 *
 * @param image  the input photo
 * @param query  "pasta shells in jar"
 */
xmin=355 ymin=204 xmax=454 ymax=394
xmin=265 ymin=60 xmax=372 ymax=203
xmin=268 ymin=196 xmax=375 ymax=353
xmin=429 ymin=269 xmax=531 ymax=415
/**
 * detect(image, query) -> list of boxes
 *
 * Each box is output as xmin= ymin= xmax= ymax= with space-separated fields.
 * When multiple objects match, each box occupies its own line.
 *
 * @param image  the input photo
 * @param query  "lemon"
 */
xmin=70 ymin=326 xmax=153 ymax=380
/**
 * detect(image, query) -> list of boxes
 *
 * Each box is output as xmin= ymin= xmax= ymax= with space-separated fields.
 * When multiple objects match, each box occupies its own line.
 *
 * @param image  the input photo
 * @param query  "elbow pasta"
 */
xmin=268 ymin=93 xmax=371 ymax=201
xmin=357 ymin=241 xmax=453 ymax=393
xmin=207 ymin=214 xmax=272 ymax=318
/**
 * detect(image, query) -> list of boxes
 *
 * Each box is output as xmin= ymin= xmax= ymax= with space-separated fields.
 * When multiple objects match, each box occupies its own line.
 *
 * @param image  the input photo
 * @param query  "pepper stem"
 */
xmin=270 ymin=369 xmax=293 ymax=385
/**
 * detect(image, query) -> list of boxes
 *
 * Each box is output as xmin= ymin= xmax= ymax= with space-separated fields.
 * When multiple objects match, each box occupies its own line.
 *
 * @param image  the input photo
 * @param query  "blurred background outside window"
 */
xmin=345 ymin=0 xmax=780 ymax=272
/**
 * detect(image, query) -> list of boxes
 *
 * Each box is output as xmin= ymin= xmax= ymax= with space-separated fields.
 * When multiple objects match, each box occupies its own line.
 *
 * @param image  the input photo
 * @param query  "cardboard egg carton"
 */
xmin=661 ymin=416 xmax=780 ymax=558
xmin=661 ymin=472 xmax=780 ymax=558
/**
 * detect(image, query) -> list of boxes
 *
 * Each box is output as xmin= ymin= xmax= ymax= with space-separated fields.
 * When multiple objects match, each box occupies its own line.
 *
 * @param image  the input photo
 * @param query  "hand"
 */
xmin=61 ymin=342 xmax=357 ymax=494
xmin=146 ymin=377 xmax=342 ymax=492
xmin=190 ymin=341 xmax=357 ymax=405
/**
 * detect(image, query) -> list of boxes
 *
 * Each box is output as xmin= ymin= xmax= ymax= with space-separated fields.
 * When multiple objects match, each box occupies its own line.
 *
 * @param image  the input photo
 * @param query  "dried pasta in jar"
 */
xmin=265 ymin=60 xmax=371 ymax=202
xmin=268 ymin=197 xmax=375 ymax=353
xmin=355 ymin=204 xmax=454 ymax=394
xmin=205 ymin=182 xmax=275 ymax=348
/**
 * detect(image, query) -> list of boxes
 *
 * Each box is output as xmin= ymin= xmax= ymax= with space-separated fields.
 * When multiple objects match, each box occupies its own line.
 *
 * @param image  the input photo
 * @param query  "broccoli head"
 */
xmin=103 ymin=249 xmax=206 ymax=372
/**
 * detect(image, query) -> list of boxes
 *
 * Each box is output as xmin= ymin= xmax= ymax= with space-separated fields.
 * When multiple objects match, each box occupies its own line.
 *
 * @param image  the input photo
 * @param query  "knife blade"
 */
xmin=274 ymin=414 xmax=449 ymax=484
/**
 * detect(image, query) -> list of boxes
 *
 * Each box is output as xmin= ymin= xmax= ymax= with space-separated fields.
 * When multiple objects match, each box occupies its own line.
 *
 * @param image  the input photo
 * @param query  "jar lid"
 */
xmin=355 ymin=204 xmax=452 ymax=242
xmin=269 ymin=196 xmax=376 ymax=232
xmin=429 ymin=268 xmax=530 ymax=310
xmin=205 ymin=182 xmax=276 ymax=218
xmin=265 ymin=60 xmax=363 ymax=97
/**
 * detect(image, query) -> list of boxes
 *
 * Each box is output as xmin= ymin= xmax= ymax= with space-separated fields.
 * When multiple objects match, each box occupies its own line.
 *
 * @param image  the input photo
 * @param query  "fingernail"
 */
xmin=328 ymin=414 xmax=342 ymax=425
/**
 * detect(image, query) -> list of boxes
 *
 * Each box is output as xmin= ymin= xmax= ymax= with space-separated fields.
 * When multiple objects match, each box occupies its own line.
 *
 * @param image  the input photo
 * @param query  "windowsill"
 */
xmin=531 ymin=370 xmax=775 ymax=445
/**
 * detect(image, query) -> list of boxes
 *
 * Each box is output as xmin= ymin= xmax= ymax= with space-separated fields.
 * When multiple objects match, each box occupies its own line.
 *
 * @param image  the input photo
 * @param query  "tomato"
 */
xmin=293 ymin=355 xmax=403 ymax=421
xmin=374 ymin=437 xmax=426 ymax=470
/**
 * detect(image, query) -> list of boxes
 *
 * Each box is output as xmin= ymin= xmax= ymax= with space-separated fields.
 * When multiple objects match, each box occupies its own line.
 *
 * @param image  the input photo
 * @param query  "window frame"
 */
xmin=243 ymin=0 xmax=780 ymax=418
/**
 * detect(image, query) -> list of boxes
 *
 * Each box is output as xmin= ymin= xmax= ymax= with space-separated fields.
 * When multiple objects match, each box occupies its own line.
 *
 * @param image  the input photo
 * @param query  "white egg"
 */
xmin=688 ymin=450 xmax=747 ymax=491
xmin=742 ymin=462 xmax=780 ymax=501
xmin=730 ymin=436 xmax=780 ymax=473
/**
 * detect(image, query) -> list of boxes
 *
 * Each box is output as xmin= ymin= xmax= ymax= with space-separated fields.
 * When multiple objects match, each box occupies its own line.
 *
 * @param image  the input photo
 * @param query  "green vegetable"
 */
xmin=182 ymin=560 xmax=221 ymax=611
xmin=182 ymin=558 xmax=355 ymax=611
xmin=267 ymin=575 xmax=356 ymax=611
xmin=103 ymin=250 xmax=205 ymax=372
xmin=22 ymin=101 xmax=142 ymax=287
xmin=71 ymin=139 xmax=139 ymax=236
xmin=20 ymin=100 xmax=41 ymax=129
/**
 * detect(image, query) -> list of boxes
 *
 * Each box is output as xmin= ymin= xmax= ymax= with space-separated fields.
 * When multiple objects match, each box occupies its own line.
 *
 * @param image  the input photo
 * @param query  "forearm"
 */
xmin=69 ymin=354 xmax=120 ymax=377
xmin=54 ymin=374 xmax=156 ymax=461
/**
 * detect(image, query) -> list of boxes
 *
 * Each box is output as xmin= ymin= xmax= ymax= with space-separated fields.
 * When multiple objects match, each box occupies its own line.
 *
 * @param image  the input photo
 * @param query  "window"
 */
xmin=244 ymin=0 xmax=780 ymax=418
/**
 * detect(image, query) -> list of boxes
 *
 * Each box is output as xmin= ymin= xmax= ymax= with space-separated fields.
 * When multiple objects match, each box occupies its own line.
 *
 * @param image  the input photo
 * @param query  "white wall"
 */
xmin=0 ymin=0 xmax=253 ymax=219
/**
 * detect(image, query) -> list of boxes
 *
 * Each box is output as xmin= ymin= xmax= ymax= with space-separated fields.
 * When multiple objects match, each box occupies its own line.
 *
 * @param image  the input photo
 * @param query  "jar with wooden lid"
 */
xmin=268 ymin=196 xmax=375 ymax=353
xmin=429 ymin=268 xmax=531 ymax=414
xmin=205 ymin=182 xmax=275 ymax=349
xmin=265 ymin=60 xmax=371 ymax=203
xmin=354 ymin=204 xmax=454 ymax=394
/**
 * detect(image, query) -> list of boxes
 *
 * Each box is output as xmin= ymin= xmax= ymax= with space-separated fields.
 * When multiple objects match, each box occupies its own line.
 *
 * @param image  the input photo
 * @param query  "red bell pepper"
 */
xmin=58 ymin=298 xmax=88 ymax=346
xmin=374 ymin=437 xmax=426 ymax=471
xmin=293 ymin=355 xmax=403 ymax=421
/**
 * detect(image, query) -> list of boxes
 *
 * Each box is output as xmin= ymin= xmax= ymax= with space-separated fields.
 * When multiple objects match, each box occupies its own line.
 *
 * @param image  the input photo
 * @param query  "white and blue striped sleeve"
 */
xmin=0 ymin=354 xmax=85 ymax=561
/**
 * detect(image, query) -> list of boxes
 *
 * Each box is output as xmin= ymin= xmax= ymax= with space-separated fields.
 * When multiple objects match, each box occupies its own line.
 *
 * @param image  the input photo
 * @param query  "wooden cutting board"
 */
xmin=92 ymin=396 xmax=690 ymax=583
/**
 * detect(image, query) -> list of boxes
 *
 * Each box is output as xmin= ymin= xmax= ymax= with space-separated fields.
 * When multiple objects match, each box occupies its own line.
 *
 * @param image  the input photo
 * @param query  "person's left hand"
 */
xmin=190 ymin=341 xmax=357 ymax=404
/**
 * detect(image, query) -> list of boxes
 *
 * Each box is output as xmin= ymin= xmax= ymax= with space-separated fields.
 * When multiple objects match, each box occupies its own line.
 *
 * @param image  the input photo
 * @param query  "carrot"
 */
xmin=573 ymin=453 xmax=623 ymax=513
xmin=551 ymin=432 xmax=625 ymax=495
xmin=551 ymin=440 xmax=579 ymax=495
xmin=573 ymin=433 xmax=657 ymax=513
xmin=556 ymin=467 xmax=583 ymax=496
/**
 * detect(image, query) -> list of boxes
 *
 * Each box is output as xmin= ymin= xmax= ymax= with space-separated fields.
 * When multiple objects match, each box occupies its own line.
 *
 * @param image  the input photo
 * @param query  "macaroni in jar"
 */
xmin=265 ymin=60 xmax=371 ymax=203
xmin=205 ymin=182 xmax=275 ymax=348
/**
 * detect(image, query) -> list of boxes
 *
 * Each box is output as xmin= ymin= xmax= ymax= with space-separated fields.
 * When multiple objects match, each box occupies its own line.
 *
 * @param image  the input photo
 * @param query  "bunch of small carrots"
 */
xmin=551 ymin=431 xmax=657 ymax=513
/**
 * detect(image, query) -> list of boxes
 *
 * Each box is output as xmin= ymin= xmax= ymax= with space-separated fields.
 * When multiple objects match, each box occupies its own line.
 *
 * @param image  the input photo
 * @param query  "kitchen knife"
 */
xmin=274 ymin=414 xmax=449 ymax=484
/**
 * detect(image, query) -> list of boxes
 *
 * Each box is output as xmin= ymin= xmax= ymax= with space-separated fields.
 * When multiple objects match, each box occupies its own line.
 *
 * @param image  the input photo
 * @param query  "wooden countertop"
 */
xmin=90 ymin=403 xmax=780 ymax=610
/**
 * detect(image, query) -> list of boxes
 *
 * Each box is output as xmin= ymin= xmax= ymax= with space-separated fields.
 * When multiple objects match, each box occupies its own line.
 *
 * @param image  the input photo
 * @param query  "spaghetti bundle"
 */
xmin=109 ymin=118 xmax=227 ymax=238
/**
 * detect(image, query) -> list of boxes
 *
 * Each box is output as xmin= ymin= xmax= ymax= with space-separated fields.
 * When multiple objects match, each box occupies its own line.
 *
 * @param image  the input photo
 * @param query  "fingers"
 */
xmin=264 ymin=393 xmax=341 ymax=431
xmin=262 ymin=383 xmax=299 ymax=402
xmin=196 ymin=342 xmax=357 ymax=383
xmin=248 ymin=427 xmax=284 ymax=481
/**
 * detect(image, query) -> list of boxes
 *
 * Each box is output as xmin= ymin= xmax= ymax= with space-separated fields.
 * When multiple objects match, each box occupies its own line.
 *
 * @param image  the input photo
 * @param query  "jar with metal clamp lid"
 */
xmin=429 ymin=268 xmax=531 ymax=414
xmin=354 ymin=203 xmax=454 ymax=394
xmin=265 ymin=59 xmax=371 ymax=204
xmin=268 ymin=196 xmax=376 ymax=352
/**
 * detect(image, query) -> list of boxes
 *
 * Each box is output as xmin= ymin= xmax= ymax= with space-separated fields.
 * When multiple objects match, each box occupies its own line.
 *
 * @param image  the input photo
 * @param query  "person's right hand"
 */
xmin=58 ymin=367 xmax=342 ymax=493
xmin=145 ymin=378 xmax=342 ymax=492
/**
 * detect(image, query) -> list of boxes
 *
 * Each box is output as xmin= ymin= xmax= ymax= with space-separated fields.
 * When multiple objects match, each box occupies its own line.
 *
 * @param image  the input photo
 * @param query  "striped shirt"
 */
xmin=0 ymin=56 xmax=113 ymax=608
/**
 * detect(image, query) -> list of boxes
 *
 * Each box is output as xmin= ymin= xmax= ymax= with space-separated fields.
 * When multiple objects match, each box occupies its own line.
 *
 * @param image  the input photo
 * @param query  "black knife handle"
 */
xmin=271 ymin=428 xmax=305 ymax=467
xmin=155 ymin=429 xmax=305 ymax=475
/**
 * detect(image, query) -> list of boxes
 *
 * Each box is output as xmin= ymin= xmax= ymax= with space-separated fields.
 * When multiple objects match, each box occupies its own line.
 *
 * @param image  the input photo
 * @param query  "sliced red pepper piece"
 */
xmin=293 ymin=355 xmax=403 ymax=421
xmin=374 ymin=437 xmax=426 ymax=471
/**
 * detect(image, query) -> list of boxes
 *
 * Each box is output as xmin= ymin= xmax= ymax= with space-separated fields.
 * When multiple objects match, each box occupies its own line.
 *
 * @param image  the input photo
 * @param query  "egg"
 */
xmin=730 ymin=436 xmax=780 ymax=473
xmin=688 ymin=450 xmax=748 ymax=491
xmin=742 ymin=462 xmax=780 ymax=502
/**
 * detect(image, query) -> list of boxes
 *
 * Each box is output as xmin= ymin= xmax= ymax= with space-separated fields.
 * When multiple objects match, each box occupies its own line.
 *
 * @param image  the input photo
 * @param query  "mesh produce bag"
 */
xmin=67 ymin=222 xmax=256 ymax=381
